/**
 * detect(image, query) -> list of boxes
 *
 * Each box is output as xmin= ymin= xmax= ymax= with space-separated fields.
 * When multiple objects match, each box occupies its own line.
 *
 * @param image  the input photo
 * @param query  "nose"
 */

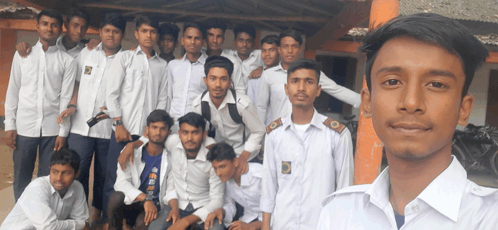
xmin=297 ymin=80 xmax=306 ymax=91
xmin=54 ymin=172 xmax=62 ymax=181
xmin=398 ymin=81 xmax=425 ymax=114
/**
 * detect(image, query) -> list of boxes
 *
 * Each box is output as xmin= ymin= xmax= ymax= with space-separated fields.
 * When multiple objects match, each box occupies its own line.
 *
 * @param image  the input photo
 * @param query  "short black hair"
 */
xmin=206 ymin=142 xmax=236 ymax=162
xmin=261 ymin=34 xmax=279 ymax=46
xmin=134 ymin=14 xmax=159 ymax=31
xmin=360 ymin=13 xmax=489 ymax=96
xmin=205 ymin=19 xmax=227 ymax=34
xmin=50 ymin=148 xmax=81 ymax=173
xmin=279 ymin=30 xmax=303 ymax=46
xmin=147 ymin=110 xmax=174 ymax=130
xmin=37 ymin=9 xmax=63 ymax=28
xmin=287 ymin=59 xmax=321 ymax=83
xmin=233 ymin=24 xmax=256 ymax=40
xmin=159 ymin=23 xmax=180 ymax=42
xmin=100 ymin=12 xmax=126 ymax=34
xmin=178 ymin=112 xmax=206 ymax=132
xmin=204 ymin=55 xmax=234 ymax=78
xmin=66 ymin=8 xmax=90 ymax=27
xmin=183 ymin=22 xmax=206 ymax=39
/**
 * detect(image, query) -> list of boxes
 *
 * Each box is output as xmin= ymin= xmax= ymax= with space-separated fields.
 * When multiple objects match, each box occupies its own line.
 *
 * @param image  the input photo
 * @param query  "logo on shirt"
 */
xmin=84 ymin=66 xmax=93 ymax=75
xmin=282 ymin=161 xmax=291 ymax=174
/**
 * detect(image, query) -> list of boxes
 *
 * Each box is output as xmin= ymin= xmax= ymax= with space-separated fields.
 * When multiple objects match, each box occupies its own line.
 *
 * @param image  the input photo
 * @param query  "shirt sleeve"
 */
xmin=334 ymin=129 xmax=354 ymax=190
xmin=166 ymin=64 xmax=174 ymax=116
xmin=164 ymin=137 xmax=178 ymax=203
xmin=58 ymin=57 xmax=77 ymax=137
xmin=68 ymin=183 xmax=90 ymax=229
xmin=260 ymin=133 xmax=278 ymax=213
xmin=256 ymin=72 xmax=271 ymax=123
xmin=240 ymin=98 xmax=265 ymax=159
xmin=106 ymin=52 xmax=126 ymax=118
xmin=4 ymin=52 xmax=22 ymax=131
xmin=316 ymin=203 xmax=332 ymax=230
xmin=114 ymin=157 xmax=144 ymax=205
xmin=222 ymin=188 xmax=237 ymax=227
xmin=231 ymin=60 xmax=246 ymax=95
xmin=74 ymin=49 xmax=85 ymax=82
xmin=156 ymin=63 xmax=170 ymax=112
xmin=193 ymin=167 xmax=225 ymax=222
xmin=319 ymin=72 xmax=361 ymax=108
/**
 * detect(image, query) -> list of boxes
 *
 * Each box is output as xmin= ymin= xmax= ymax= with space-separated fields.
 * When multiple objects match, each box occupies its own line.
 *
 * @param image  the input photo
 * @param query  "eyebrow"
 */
xmin=376 ymin=66 xmax=457 ymax=79
xmin=376 ymin=66 xmax=402 ymax=74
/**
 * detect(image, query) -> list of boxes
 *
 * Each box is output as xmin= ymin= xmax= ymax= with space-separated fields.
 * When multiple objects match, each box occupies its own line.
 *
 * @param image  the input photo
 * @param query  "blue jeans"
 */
xmin=13 ymin=135 xmax=56 ymax=201
xmin=68 ymin=133 xmax=110 ymax=210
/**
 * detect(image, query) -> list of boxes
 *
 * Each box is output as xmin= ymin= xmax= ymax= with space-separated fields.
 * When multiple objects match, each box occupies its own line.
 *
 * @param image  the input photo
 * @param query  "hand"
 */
xmin=114 ymin=125 xmax=132 ymax=142
xmin=5 ymin=130 xmax=17 ymax=150
xmin=56 ymin=107 xmax=76 ymax=124
xmin=85 ymin=39 xmax=101 ymax=50
xmin=204 ymin=208 xmax=224 ymax=230
xmin=16 ymin=42 xmax=31 ymax=58
xmin=97 ymin=106 xmax=110 ymax=120
xmin=118 ymin=142 xmax=135 ymax=170
xmin=236 ymin=152 xmax=249 ymax=175
xmin=249 ymin=67 xmax=263 ymax=79
xmin=54 ymin=136 xmax=66 ymax=151
xmin=143 ymin=201 xmax=158 ymax=226
xmin=166 ymin=208 xmax=180 ymax=225
xmin=229 ymin=220 xmax=252 ymax=230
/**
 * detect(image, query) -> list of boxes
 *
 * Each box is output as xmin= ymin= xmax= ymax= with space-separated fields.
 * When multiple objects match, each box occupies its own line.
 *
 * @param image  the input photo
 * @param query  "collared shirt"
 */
xmin=201 ymin=48 xmax=246 ymax=95
xmin=0 ymin=176 xmax=89 ymax=230
xmin=223 ymin=163 xmax=263 ymax=227
xmin=4 ymin=40 xmax=76 ymax=137
xmin=260 ymin=110 xmax=354 ymax=230
xmin=168 ymin=53 xmax=208 ymax=120
xmin=256 ymin=63 xmax=361 ymax=122
xmin=71 ymin=43 xmax=122 ymax=139
xmin=226 ymin=49 xmax=264 ymax=91
xmin=106 ymin=46 xmax=169 ymax=136
xmin=164 ymin=134 xmax=224 ymax=222
xmin=247 ymin=77 xmax=272 ymax=126
xmin=56 ymin=36 xmax=85 ymax=58
xmin=317 ymin=156 xmax=498 ymax=230
xmin=192 ymin=90 xmax=265 ymax=160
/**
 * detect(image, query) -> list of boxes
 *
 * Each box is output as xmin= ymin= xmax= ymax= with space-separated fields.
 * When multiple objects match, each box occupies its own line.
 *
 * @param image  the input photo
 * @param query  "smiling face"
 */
xmin=181 ymin=27 xmax=204 ymax=55
xmin=50 ymin=163 xmax=76 ymax=196
xmin=65 ymin=16 xmax=88 ymax=43
xmin=233 ymin=32 xmax=254 ymax=57
xmin=278 ymin=36 xmax=301 ymax=66
xmin=285 ymin=68 xmax=321 ymax=109
xmin=135 ymin=23 xmax=158 ymax=49
xmin=207 ymin=28 xmax=225 ymax=52
xmin=362 ymin=36 xmax=474 ymax=160
xmin=261 ymin=42 xmax=279 ymax=67
xmin=204 ymin=67 xmax=232 ymax=100
xmin=212 ymin=159 xmax=237 ymax=183
xmin=37 ymin=15 xmax=62 ymax=44
xmin=100 ymin=24 xmax=124 ymax=51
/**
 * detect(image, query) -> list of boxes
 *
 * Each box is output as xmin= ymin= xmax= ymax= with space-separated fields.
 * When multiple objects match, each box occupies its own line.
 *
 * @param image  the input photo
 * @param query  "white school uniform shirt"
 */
xmin=70 ymin=43 xmax=121 ymax=139
xmin=247 ymin=72 xmax=272 ymax=126
xmin=4 ymin=40 xmax=76 ymax=137
xmin=0 ymin=176 xmax=89 ymax=230
xmin=223 ymin=163 xmax=263 ymax=227
xmin=114 ymin=141 xmax=170 ymax=209
xmin=192 ymin=90 xmax=265 ymax=160
xmin=260 ymin=110 xmax=354 ymax=230
xmin=256 ymin=62 xmax=361 ymax=122
xmin=201 ymin=48 xmax=246 ymax=95
xmin=226 ymin=49 xmax=264 ymax=92
xmin=164 ymin=134 xmax=225 ymax=222
xmin=56 ymin=36 xmax=85 ymax=58
xmin=106 ymin=46 xmax=169 ymax=136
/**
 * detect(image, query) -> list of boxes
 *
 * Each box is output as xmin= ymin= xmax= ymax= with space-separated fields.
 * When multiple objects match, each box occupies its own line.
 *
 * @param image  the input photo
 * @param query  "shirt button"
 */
xmin=474 ymin=187 xmax=482 ymax=192
xmin=412 ymin=205 xmax=419 ymax=212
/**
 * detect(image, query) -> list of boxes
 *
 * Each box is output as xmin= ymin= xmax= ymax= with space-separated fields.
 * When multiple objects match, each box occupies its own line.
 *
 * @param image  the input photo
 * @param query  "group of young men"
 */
xmin=1 ymin=6 xmax=498 ymax=230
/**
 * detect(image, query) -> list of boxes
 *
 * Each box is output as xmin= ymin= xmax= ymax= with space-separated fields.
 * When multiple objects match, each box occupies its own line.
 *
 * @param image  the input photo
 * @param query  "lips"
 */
xmin=390 ymin=122 xmax=431 ymax=134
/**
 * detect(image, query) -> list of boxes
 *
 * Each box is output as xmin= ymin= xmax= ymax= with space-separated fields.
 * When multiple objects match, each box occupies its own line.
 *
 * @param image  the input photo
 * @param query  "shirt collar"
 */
xmin=234 ymin=49 xmax=257 ymax=61
xmin=202 ymin=89 xmax=236 ymax=110
xmin=175 ymin=139 xmax=209 ymax=162
xmin=35 ymin=39 xmax=59 ymax=53
xmin=182 ymin=52 xmax=208 ymax=64
xmin=135 ymin=45 xmax=159 ymax=59
xmin=282 ymin=109 xmax=323 ymax=131
xmin=56 ymin=36 xmax=84 ymax=52
xmin=276 ymin=62 xmax=286 ymax=72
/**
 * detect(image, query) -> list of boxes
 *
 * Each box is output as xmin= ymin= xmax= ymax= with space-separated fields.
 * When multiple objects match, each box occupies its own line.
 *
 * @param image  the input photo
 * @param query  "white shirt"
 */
xmin=0 ymin=176 xmax=89 ymax=230
xmin=223 ymin=163 xmax=263 ymax=227
xmin=4 ymin=40 xmax=76 ymax=137
xmin=226 ymin=49 xmax=264 ymax=91
xmin=71 ymin=43 xmax=121 ymax=139
xmin=114 ymin=142 xmax=170 ymax=209
xmin=261 ymin=110 xmax=354 ymax=230
xmin=106 ymin=46 xmax=169 ymax=136
xmin=293 ymin=123 xmax=310 ymax=139
xmin=317 ymin=156 xmax=498 ymax=230
xmin=56 ymin=36 xmax=85 ymax=58
xmin=201 ymin=48 xmax=245 ymax=95
xmin=164 ymin=134 xmax=224 ymax=222
xmin=192 ymin=90 xmax=265 ymax=160
xmin=256 ymin=63 xmax=361 ymax=122
xmin=247 ymin=77 xmax=272 ymax=126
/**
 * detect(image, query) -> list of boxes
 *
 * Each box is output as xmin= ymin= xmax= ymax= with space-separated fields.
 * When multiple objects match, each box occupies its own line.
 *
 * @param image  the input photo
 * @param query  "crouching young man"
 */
xmin=205 ymin=143 xmax=263 ymax=230
xmin=1 ymin=149 xmax=89 ymax=230
xmin=106 ymin=110 xmax=174 ymax=230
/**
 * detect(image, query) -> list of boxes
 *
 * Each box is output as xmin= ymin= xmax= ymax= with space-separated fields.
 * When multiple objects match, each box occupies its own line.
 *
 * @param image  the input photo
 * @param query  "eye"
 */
xmin=428 ymin=81 xmax=446 ymax=88
xmin=383 ymin=79 xmax=400 ymax=86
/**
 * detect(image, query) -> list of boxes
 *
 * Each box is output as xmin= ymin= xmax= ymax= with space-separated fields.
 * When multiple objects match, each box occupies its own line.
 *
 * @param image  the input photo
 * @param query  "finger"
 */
xmin=129 ymin=153 xmax=134 ymax=165
xmin=166 ymin=213 xmax=171 ymax=222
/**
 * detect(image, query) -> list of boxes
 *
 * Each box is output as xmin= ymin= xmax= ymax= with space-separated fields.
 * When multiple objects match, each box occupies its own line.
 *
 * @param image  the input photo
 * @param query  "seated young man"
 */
xmin=317 ymin=13 xmax=498 ymax=230
xmin=1 ymin=149 xmax=89 ymax=230
xmin=205 ymin=143 xmax=263 ymax=230
xmin=106 ymin=110 xmax=173 ymax=230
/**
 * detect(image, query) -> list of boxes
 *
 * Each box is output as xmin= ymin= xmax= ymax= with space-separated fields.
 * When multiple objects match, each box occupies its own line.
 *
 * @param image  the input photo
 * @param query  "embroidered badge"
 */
xmin=281 ymin=161 xmax=291 ymax=174
xmin=84 ymin=66 xmax=93 ymax=75
xmin=324 ymin=117 xmax=346 ymax=133
xmin=266 ymin=118 xmax=283 ymax=133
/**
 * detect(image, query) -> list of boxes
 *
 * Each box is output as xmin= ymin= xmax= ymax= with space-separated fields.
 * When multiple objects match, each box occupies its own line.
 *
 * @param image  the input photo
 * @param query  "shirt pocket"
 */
xmin=276 ymin=153 xmax=295 ymax=179
xmin=123 ymin=68 xmax=143 ymax=91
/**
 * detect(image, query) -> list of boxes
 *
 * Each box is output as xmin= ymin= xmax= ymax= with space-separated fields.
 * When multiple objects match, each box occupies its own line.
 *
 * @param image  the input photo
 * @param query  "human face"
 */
xmin=261 ymin=42 xmax=279 ymax=67
xmin=362 ymin=37 xmax=474 ymax=160
xmin=158 ymin=34 xmax=177 ymax=55
xmin=285 ymin=68 xmax=321 ymax=108
xmin=212 ymin=159 xmax=237 ymax=183
xmin=145 ymin=121 xmax=171 ymax=145
xmin=50 ymin=163 xmax=76 ymax=196
xmin=207 ymin=28 xmax=225 ymax=52
xmin=179 ymin=122 xmax=206 ymax=154
xmin=100 ymin=24 xmax=124 ymax=50
xmin=278 ymin=36 xmax=301 ymax=65
xmin=37 ymin=15 xmax=62 ymax=43
xmin=65 ymin=16 xmax=88 ymax=43
xmin=233 ymin=32 xmax=254 ymax=58
xmin=181 ymin=27 xmax=204 ymax=55
xmin=203 ymin=67 xmax=232 ymax=100
xmin=135 ymin=24 xmax=158 ymax=49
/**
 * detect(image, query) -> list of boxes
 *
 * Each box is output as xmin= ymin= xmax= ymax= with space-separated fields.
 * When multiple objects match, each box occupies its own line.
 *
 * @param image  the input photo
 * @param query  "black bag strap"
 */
xmin=200 ymin=90 xmax=216 ymax=138
xmin=227 ymin=89 xmax=246 ymax=143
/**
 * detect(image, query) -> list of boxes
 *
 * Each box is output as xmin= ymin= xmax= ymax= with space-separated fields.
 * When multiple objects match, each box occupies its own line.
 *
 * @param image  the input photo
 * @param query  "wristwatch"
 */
xmin=67 ymin=104 xmax=77 ymax=111
xmin=113 ymin=119 xmax=123 ymax=126
xmin=141 ymin=194 xmax=154 ymax=205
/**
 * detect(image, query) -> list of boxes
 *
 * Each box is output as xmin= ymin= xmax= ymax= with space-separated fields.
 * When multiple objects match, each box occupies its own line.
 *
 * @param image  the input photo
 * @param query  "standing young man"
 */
xmin=158 ymin=23 xmax=180 ymax=62
xmin=104 ymin=14 xmax=169 ymax=218
xmin=261 ymin=59 xmax=354 ymax=230
xmin=4 ymin=9 xmax=77 ymax=201
xmin=317 ymin=13 xmax=498 ymax=230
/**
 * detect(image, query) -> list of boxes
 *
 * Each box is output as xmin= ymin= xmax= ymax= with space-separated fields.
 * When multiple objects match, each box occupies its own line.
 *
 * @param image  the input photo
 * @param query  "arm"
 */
xmin=106 ymin=52 xmax=126 ymax=120
xmin=319 ymin=72 xmax=361 ymax=108
xmin=262 ymin=212 xmax=271 ymax=230
xmin=334 ymin=129 xmax=354 ymax=190
xmin=240 ymin=99 xmax=265 ymax=161
xmin=231 ymin=60 xmax=246 ymax=95
xmin=58 ymin=57 xmax=77 ymax=137
xmin=260 ymin=133 xmax=278 ymax=220
xmin=166 ymin=64 xmax=174 ymax=115
xmin=157 ymin=64 xmax=169 ymax=112
xmin=192 ymin=167 xmax=225 ymax=222
xmin=4 ymin=52 xmax=22 ymax=149
xmin=256 ymin=72 xmax=271 ymax=123
xmin=68 ymin=184 xmax=90 ymax=229
xmin=114 ymin=156 xmax=144 ymax=204
xmin=222 ymin=189 xmax=236 ymax=227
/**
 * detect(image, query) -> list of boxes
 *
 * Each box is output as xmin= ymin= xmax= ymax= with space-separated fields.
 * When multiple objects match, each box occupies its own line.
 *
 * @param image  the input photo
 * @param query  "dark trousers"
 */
xmin=13 ymin=135 xmax=56 ymax=201
xmin=102 ymin=131 xmax=140 ymax=220
xmin=107 ymin=191 xmax=162 ymax=230
xmin=67 ymin=133 xmax=110 ymax=210
xmin=149 ymin=205 xmax=224 ymax=230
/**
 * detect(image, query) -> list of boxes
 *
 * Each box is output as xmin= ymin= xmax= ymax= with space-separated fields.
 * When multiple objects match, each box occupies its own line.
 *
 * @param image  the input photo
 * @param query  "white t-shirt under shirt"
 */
xmin=293 ymin=123 xmax=310 ymax=139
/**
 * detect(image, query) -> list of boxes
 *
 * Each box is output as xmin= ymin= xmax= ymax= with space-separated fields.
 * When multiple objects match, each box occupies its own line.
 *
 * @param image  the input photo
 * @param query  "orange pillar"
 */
xmin=353 ymin=0 xmax=399 ymax=185
xmin=0 ymin=29 xmax=16 ymax=118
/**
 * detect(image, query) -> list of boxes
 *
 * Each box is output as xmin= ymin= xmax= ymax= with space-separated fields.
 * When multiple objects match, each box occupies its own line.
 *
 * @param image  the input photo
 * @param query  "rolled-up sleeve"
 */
xmin=157 ymin=63 xmax=170 ymax=112
xmin=319 ymin=72 xmax=361 ymax=108
xmin=58 ymin=57 xmax=77 ymax=137
xmin=334 ymin=129 xmax=354 ymax=190
xmin=106 ymin=52 xmax=126 ymax=118
xmin=4 ymin=52 xmax=22 ymax=131
xmin=260 ymin=133 xmax=278 ymax=213
xmin=240 ymin=100 xmax=265 ymax=158
xmin=193 ymin=167 xmax=224 ymax=222
xmin=256 ymin=72 xmax=271 ymax=123
xmin=222 ymin=188 xmax=236 ymax=227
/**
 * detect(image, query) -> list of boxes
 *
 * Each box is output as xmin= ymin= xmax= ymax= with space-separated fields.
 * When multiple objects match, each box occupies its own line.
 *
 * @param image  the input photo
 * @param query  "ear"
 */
xmin=74 ymin=169 xmax=81 ymax=179
xmin=167 ymin=129 xmax=172 ymax=137
xmin=144 ymin=126 xmax=149 ymax=138
xmin=457 ymin=94 xmax=474 ymax=126
xmin=99 ymin=28 xmax=103 ymax=38
xmin=134 ymin=30 xmax=139 ymax=40
xmin=233 ymin=157 xmax=239 ymax=168
xmin=203 ymin=76 xmax=208 ymax=86
xmin=298 ymin=44 xmax=304 ymax=54
xmin=203 ymin=130 xmax=208 ymax=140
xmin=277 ymin=46 xmax=282 ymax=56
xmin=284 ymin=83 xmax=289 ymax=96
xmin=360 ymin=87 xmax=372 ymax=118
xmin=316 ymin=84 xmax=322 ymax=98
